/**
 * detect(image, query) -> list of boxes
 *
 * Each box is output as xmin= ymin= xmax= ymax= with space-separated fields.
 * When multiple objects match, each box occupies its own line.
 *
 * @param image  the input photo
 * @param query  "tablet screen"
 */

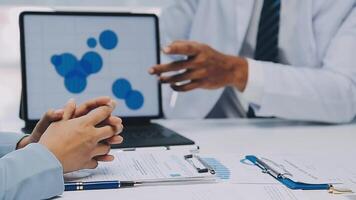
xmin=21 ymin=13 xmax=160 ymax=120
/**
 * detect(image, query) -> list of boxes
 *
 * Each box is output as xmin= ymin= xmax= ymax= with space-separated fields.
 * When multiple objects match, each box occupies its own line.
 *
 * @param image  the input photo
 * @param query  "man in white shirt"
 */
xmin=150 ymin=0 xmax=356 ymax=123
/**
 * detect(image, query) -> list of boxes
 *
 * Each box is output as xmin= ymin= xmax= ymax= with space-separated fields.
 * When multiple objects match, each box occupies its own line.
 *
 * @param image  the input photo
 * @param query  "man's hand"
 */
xmin=16 ymin=109 xmax=64 ymax=149
xmin=16 ymin=96 xmax=118 ymax=149
xmin=149 ymin=40 xmax=248 ymax=92
xmin=39 ymin=100 xmax=123 ymax=173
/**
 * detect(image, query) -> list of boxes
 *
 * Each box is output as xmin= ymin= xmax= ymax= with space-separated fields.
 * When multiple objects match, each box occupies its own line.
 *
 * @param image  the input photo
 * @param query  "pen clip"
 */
xmin=184 ymin=154 xmax=215 ymax=174
xmin=245 ymin=155 xmax=285 ymax=179
xmin=260 ymin=157 xmax=293 ymax=178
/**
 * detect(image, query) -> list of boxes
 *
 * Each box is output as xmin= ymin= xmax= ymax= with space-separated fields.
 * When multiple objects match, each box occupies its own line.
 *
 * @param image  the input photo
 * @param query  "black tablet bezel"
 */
xmin=19 ymin=11 xmax=163 ymax=124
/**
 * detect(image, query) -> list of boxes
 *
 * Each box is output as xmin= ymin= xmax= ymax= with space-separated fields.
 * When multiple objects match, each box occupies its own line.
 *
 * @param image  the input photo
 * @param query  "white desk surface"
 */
xmin=1 ymin=67 xmax=356 ymax=199
xmin=60 ymin=119 xmax=356 ymax=200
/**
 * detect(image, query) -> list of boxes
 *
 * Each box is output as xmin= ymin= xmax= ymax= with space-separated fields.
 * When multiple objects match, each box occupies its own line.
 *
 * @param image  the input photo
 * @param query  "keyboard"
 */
xmin=22 ymin=122 xmax=194 ymax=149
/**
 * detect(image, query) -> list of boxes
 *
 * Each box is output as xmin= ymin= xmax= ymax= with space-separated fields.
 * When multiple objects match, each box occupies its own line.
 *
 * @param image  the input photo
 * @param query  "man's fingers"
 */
xmin=171 ymin=80 xmax=203 ymax=92
xmin=85 ymin=159 xmax=99 ymax=169
xmin=148 ymin=41 xmax=203 ymax=75
xmin=98 ymin=116 xmax=123 ymax=132
xmin=94 ymin=155 xmax=114 ymax=162
xmin=149 ymin=59 xmax=193 ymax=75
xmin=92 ymin=143 xmax=111 ymax=157
xmin=160 ymin=69 xmax=207 ymax=84
xmin=94 ymin=125 xmax=119 ymax=142
xmin=33 ymin=109 xmax=63 ymax=134
xmin=74 ymin=96 xmax=111 ymax=117
xmin=62 ymin=98 xmax=76 ymax=120
xmin=84 ymin=100 xmax=116 ymax=125
xmin=164 ymin=40 xmax=201 ymax=56
xmin=105 ymin=135 xmax=124 ymax=145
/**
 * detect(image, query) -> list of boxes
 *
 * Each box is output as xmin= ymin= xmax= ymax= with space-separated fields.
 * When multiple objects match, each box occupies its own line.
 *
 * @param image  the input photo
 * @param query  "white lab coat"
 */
xmin=160 ymin=0 xmax=356 ymax=123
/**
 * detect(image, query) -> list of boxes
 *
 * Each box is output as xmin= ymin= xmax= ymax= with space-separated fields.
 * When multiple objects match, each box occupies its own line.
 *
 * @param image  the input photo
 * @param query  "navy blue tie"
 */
xmin=247 ymin=0 xmax=281 ymax=118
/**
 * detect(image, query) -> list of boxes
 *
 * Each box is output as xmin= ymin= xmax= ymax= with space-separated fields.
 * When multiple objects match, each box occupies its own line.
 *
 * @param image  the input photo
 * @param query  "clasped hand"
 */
xmin=17 ymin=96 xmax=123 ymax=173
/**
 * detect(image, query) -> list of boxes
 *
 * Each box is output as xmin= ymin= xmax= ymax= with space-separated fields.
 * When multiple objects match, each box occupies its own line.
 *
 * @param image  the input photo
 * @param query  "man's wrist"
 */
xmin=229 ymin=56 xmax=248 ymax=92
xmin=16 ymin=135 xmax=33 ymax=149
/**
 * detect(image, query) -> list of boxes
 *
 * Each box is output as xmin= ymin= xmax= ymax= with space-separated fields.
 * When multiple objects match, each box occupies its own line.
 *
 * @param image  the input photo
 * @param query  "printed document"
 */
xmin=65 ymin=150 xmax=213 ymax=182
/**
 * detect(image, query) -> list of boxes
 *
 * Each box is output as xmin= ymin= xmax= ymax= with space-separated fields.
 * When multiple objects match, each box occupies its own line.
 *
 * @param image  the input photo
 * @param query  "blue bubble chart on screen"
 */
xmin=99 ymin=30 xmax=118 ymax=50
xmin=80 ymin=51 xmax=103 ymax=74
xmin=51 ymin=53 xmax=78 ymax=77
xmin=51 ymin=29 xmax=119 ymax=94
xmin=64 ymin=70 xmax=87 ymax=93
xmin=125 ymin=90 xmax=144 ymax=110
xmin=112 ymin=78 xmax=132 ymax=99
xmin=50 ymin=29 xmax=144 ymax=110
xmin=87 ymin=38 xmax=97 ymax=48
xmin=112 ymin=78 xmax=144 ymax=110
xmin=51 ymin=52 xmax=100 ymax=94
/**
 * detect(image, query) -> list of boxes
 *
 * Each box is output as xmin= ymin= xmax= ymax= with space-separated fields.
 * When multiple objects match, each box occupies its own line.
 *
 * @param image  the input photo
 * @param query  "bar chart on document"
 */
xmin=201 ymin=157 xmax=231 ymax=180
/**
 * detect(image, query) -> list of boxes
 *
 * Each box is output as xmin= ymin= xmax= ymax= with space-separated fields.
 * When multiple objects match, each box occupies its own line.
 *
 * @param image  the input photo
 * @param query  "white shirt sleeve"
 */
xmin=241 ymin=58 xmax=265 ymax=106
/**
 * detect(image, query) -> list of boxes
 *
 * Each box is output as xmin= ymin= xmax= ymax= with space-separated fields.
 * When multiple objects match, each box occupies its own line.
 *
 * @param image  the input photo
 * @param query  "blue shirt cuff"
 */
xmin=0 ymin=143 xmax=64 ymax=199
xmin=0 ymin=132 xmax=26 ymax=157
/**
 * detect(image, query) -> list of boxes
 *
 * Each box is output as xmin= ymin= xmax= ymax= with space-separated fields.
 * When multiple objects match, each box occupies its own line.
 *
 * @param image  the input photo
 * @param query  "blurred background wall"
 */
xmin=0 ymin=0 xmax=173 ymax=7
xmin=0 ymin=0 xmax=173 ymax=68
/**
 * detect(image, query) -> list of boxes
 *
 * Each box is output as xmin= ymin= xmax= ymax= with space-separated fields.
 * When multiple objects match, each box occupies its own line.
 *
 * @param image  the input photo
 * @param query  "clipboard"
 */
xmin=241 ymin=155 xmax=353 ymax=194
xmin=64 ymin=150 xmax=217 ymax=185
xmin=184 ymin=154 xmax=216 ymax=174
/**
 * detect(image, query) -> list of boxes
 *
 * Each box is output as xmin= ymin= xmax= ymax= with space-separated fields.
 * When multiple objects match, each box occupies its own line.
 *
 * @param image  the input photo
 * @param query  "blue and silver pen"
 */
xmin=65 ymin=177 xmax=215 ymax=191
xmin=64 ymin=181 xmax=135 ymax=191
